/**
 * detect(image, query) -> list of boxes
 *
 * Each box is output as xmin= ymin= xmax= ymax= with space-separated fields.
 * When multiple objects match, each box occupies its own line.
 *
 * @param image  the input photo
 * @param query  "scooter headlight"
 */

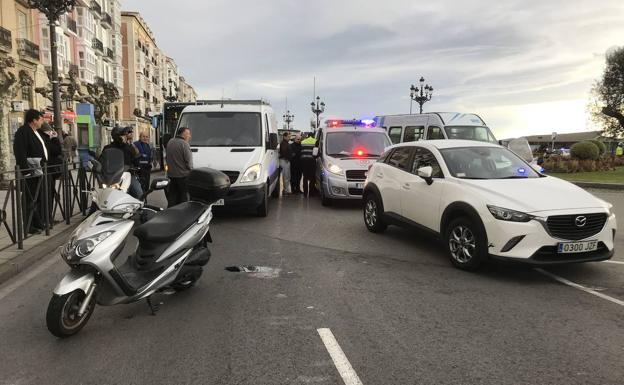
xmin=73 ymin=231 xmax=114 ymax=258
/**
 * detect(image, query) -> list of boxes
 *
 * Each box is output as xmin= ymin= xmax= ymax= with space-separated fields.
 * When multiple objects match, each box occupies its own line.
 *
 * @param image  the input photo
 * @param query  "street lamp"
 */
xmin=165 ymin=70 xmax=177 ymax=102
xmin=409 ymin=76 xmax=433 ymax=114
xmin=27 ymin=0 xmax=76 ymax=133
xmin=283 ymin=110 xmax=294 ymax=131
xmin=310 ymin=96 xmax=325 ymax=133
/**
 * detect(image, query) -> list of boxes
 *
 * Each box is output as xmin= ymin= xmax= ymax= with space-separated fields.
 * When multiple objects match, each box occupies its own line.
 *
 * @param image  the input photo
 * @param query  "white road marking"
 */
xmin=0 ymin=255 xmax=58 ymax=301
xmin=317 ymin=328 xmax=363 ymax=385
xmin=535 ymin=268 xmax=624 ymax=307
xmin=603 ymin=260 xmax=624 ymax=265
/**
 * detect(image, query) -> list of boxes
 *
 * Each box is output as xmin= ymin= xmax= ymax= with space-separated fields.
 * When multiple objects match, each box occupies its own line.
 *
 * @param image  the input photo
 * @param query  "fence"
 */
xmin=0 ymin=161 xmax=97 ymax=251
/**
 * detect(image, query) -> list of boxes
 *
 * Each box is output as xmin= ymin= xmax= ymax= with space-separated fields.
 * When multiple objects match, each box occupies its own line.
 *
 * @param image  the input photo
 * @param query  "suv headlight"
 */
xmin=240 ymin=163 xmax=261 ymax=183
xmin=326 ymin=161 xmax=344 ymax=176
xmin=72 ymin=231 xmax=114 ymax=258
xmin=487 ymin=205 xmax=533 ymax=222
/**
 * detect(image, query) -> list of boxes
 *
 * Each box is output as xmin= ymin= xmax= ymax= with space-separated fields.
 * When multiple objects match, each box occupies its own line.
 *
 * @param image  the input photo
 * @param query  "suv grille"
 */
xmin=546 ymin=213 xmax=607 ymax=240
xmin=221 ymin=171 xmax=240 ymax=184
xmin=346 ymin=170 xmax=367 ymax=181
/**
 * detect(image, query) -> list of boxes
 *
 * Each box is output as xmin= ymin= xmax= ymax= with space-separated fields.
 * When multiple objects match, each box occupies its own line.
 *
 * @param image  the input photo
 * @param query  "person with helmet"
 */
xmin=300 ymin=133 xmax=318 ymax=197
xmin=102 ymin=126 xmax=143 ymax=199
xmin=616 ymin=142 xmax=623 ymax=157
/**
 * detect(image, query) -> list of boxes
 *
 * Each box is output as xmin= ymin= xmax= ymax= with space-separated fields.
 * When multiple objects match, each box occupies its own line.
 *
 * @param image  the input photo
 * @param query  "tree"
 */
xmin=0 ymin=57 xmax=18 ymax=174
xmin=591 ymin=46 xmax=624 ymax=138
xmin=84 ymin=77 xmax=120 ymax=125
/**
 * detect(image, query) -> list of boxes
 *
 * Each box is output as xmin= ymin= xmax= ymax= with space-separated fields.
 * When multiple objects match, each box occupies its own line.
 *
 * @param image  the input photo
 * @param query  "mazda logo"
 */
xmin=575 ymin=216 xmax=587 ymax=227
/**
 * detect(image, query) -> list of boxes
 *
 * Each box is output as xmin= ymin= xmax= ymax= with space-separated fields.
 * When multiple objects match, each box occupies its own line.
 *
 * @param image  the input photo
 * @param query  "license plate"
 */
xmin=213 ymin=199 xmax=225 ymax=206
xmin=354 ymin=183 xmax=364 ymax=189
xmin=557 ymin=240 xmax=598 ymax=254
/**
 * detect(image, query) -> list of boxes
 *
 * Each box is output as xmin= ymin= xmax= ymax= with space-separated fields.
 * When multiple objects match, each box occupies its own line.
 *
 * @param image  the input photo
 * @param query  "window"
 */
xmin=264 ymin=114 xmax=270 ymax=147
xmin=180 ymin=112 xmax=263 ymax=147
xmin=17 ymin=11 xmax=27 ymax=39
xmin=427 ymin=126 xmax=445 ymax=140
xmin=404 ymin=126 xmax=424 ymax=142
xmin=388 ymin=126 xmax=402 ymax=144
xmin=411 ymin=148 xmax=443 ymax=178
xmin=386 ymin=147 xmax=413 ymax=171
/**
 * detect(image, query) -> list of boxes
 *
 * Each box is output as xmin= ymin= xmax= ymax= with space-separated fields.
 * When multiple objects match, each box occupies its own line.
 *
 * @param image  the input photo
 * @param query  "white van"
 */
xmin=376 ymin=112 xmax=498 ymax=145
xmin=314 ymin=119 xmax=392 ymax=206
xmin=175 ymin=100 xmax=280 ymax=217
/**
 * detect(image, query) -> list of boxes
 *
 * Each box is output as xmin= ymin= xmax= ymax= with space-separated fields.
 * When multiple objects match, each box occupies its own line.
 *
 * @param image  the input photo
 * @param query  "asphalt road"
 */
xmin=0 ymin=188 xmax=623 ymax=385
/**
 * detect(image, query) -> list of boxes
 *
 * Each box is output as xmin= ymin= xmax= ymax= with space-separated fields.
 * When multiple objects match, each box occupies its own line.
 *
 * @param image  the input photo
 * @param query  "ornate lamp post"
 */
xmin=409 ymin=77 xmax=433 ymax=114
xmin=283 ymin=110 xmax=294 ymax=131
xmin=27 ymin=0 xmax=76 ymax=132
xmin=310 ymin=96 xmax=325 ymax=132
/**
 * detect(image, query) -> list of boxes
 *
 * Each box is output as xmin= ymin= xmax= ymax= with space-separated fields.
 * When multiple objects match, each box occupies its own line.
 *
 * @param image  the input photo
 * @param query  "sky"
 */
xmin=123 ymin=0 xmax=624 ymax=139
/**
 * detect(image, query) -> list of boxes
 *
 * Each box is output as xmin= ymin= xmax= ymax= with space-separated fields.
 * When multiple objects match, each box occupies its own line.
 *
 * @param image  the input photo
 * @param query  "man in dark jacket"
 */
xmin=39 ymin=122 xmax=63 ymax=225
xmin=166 ymin=127 xmax=193 ymax=207
xmin=278 ymin=132 xmax=292 ymax=195
xmin=300 ymin=133 xmax=318 ymax=197
xmin=102 ymin=126 xmax=143 ymax=199
xmin=290 ymin=134 xmax=303 ymax=193
xmin=13 ymin=109 xmax=46 ymax=234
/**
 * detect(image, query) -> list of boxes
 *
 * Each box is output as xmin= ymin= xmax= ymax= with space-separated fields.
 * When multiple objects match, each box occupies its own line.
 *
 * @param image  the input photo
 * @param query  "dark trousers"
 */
xmin=167 ymin=176 xmax=189 ymax=208
xmin=290 ymin=161 xmax=302 ymax=192
xmin=302 ymin=161 xmax=317 ymax=197
xmin=138 ymin=166 xmax=152 ymax=192
xmin=22 ymin=176 xmax=44 ymax=231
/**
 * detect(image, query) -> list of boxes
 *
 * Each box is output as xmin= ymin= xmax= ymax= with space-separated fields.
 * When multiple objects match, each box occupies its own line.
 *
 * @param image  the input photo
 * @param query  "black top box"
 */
xmin=187 ymin=168 xmax=231 ymax=204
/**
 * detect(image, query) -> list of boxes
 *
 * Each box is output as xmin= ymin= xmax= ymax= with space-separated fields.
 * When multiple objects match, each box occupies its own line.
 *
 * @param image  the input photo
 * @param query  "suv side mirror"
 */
xmin=417 ymin=166 xmax=434 ymax=185
xmin=312 ymin=147 xmax=319 ymax=157
xmin=268 ymin=133 xmax=278 ymax=150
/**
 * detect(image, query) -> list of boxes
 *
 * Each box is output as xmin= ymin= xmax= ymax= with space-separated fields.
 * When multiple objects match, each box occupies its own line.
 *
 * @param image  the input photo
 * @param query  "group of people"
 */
xmin=279 ymin=132 xmax=317 ymax=196
xmin=13 ymin=109 xmax=66 ymax=234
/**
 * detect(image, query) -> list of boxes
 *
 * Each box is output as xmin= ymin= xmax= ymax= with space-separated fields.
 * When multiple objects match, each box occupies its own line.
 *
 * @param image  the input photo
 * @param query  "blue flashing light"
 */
xmin=517 ymin=167 xmax=527 ymax=176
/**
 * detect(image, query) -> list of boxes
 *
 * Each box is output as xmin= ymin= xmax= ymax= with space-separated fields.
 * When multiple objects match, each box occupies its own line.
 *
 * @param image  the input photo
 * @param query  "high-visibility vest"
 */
xmin=616 ymin=146 xmax=623 ymax=156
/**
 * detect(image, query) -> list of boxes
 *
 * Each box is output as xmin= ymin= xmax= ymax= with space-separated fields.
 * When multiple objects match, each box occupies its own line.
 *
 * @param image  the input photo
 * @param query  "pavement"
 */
xmin=0 ymin=189 xmax=623 ymax=384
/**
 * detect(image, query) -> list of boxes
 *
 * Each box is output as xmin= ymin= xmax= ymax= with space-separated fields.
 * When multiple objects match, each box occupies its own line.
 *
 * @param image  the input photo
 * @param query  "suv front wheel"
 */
xmin=444 ymin=217 xmax=487 ymax=271
xmin=363 ymin=193 xmax=387 ymax=233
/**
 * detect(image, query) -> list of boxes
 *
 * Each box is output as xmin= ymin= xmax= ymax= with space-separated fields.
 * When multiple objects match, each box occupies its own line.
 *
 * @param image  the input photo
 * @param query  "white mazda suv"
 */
xmin=363 ymin=140 xmax=617 ymax=270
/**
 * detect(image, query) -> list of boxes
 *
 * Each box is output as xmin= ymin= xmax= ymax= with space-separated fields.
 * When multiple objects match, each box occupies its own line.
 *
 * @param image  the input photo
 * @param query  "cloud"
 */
xmin=122 ymin=0 xmax=624 ymax=135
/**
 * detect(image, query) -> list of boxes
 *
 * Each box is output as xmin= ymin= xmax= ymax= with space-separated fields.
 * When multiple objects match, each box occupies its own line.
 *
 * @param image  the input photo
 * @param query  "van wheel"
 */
xmin=444 ymin=217 xmax=487 ymax=271
xmin=320 ymin=184 xmax=332 ymax=207
xmin=256 ymin=185 xmax=269 ymax=217
xmin=364 ymin=193 xmax=387 ymax=233
xmin=271 ymin=173 xmax=280 ymax=198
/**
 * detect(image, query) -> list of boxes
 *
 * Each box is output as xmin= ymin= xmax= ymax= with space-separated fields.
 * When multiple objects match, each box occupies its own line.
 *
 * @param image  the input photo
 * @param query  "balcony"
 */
xmin=92 ymin=38 xmax=104 ymax=53
xmin=67 ymin=18 xmax=78 ymax=35
xmin=104 ymin=48 xmax=114 ymax=61
xmin=91 ymin=1 xmax=102 ymax=17
xmin=94 ymin=76 xmax=105 ymax=85
xmin=0 ymin=27 xmax=11 ymax=53
xmin=102 ymin=13 xmax=112 ymax=28
xmin=17 ymin=38 xmax=40 ymax=63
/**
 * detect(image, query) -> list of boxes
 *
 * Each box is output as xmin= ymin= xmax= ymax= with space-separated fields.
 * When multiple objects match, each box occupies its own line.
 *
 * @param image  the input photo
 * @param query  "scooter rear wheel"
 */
xmin=46 ymin=290 xmax=95 ymax=338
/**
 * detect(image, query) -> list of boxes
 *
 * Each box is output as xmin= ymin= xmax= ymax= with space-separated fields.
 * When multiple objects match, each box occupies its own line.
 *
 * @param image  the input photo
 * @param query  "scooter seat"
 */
xmin=134 ymin=201 xmax=206 ymax=243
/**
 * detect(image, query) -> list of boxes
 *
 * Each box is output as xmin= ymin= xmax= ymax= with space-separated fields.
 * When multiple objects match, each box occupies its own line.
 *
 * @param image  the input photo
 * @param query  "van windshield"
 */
xmin=325 ymin=132 xmax=391 ymax=158
xmin=444 ymin=126 xmax=498 ymax=143
xmin=179 ymin=112 xmax=262 ymax=147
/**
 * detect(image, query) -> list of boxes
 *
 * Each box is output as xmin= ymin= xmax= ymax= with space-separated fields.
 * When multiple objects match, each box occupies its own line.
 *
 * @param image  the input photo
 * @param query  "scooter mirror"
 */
xmin=150 ymin=178 xmax=169 ymax=191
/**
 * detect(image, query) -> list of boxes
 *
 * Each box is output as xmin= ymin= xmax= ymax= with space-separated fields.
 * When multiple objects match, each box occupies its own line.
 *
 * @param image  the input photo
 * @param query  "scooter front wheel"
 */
xmin=46 ymin=290 xmax=95 ymax=338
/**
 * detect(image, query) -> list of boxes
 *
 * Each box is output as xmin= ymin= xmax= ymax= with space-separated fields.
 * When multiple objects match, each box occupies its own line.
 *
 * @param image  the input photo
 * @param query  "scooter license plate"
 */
xmin=354 ymin=183 xmax=364 ymax=189
xmin=557 ymin=240 xmax=598 ymax=253
xmin=213 ymin=199 xmax=225 ymax=206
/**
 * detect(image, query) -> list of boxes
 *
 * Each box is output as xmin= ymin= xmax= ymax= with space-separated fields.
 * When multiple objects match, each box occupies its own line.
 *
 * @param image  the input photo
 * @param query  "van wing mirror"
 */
xmin=312 ymin=147 xmax=319 ymax=157
xmin=268 ymin=133 xmax=278 ymax=149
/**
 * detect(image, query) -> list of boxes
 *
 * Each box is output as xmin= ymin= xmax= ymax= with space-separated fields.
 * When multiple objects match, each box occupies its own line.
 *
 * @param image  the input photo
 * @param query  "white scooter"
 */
xmin=46 ymin=148 xmax=230 ymax=338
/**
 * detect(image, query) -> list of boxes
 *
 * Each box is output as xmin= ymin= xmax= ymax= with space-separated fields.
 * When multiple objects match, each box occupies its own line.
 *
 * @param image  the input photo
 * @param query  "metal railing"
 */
xmin=102 ymin=13 xmax=113 ymax=26
xmin=92 ymin=38 xmax=104 ymax=52
xmin=0 ymin=162 xmax=97 ymax=251
xmin=0 ymin=26 xmax=11 ymax=52
xmin=91 ymin=1 xmax=102 ymax=16
xmin=67 ymin=18 xmax=78 ymax=34
xmin=17 ymin=38 xmax=40 ymax=61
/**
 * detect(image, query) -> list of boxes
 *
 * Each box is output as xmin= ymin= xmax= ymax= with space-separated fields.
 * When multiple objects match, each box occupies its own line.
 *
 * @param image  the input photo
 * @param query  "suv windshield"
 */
xmin=179 ymin=112 xmax=262 ymax=147
xmin=440 ymin=146 xmax=539 ymax=179
xmin=444 ymin=126 xmax=497 ymax=143
xmin=325 ymin=132 xmax=391 ymax=158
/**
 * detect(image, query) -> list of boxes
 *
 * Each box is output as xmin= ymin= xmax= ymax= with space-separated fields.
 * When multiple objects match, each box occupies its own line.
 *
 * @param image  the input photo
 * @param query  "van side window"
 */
xmin=412 ymin=147 xmax=443 ymax=178
xmin=389 ymin=127 xmax=402 ymax=144
xmin=264 ymin=114 xmax=270 ymax=146
xmin=427 ymin=126 xmax=444 ymax=140
xmin=386 ymin=147 xmax=413 ymax=171
xmin=404 ymin=126 xmax=424 ymax=142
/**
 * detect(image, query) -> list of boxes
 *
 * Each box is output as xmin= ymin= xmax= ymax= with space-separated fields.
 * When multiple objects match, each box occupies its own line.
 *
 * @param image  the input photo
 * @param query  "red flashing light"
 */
xmin=354 ymin=148 xmax=366 ymax=157
xmin=329 ymin=120 xmax=340 ymax=127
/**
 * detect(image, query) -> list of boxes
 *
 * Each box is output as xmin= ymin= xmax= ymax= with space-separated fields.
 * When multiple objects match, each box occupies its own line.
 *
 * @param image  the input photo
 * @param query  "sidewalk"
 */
xmin=0 ymin=216 xmax=81 ymax=285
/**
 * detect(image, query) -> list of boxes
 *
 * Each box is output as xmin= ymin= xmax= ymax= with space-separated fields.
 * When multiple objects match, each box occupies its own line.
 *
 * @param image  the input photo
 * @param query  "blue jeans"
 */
xmin=128 ymin=175 xmax=144 ymax=199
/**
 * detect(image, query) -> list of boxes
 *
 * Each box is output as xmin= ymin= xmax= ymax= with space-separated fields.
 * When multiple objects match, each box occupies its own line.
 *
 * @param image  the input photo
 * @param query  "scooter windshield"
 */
xmin=99 ymin=148 xmax=125 ymax=185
